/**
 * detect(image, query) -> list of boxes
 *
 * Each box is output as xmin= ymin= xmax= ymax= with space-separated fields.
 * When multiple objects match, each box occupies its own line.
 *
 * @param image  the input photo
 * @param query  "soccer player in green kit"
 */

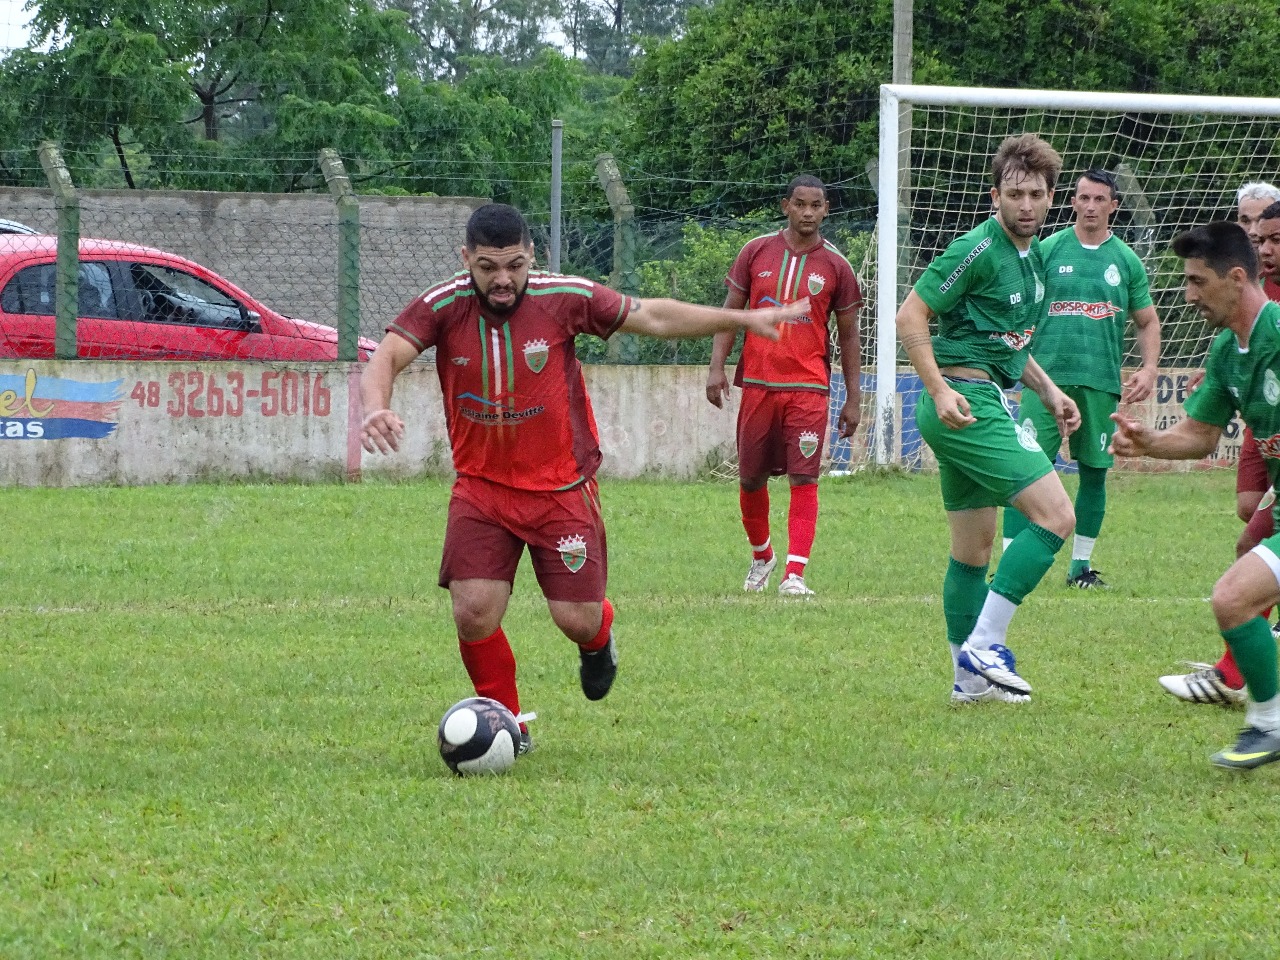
xmin=896 ymin=133 xmax=1080 ymax=704
xmin=1002 ymin=168 xmax=1162 ymax=588
xmin=1112 ymin=221 xmax=1280 ymax=768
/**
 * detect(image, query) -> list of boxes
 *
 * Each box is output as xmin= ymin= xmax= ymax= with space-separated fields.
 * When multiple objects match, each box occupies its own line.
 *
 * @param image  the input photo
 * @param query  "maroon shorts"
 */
xmin=736 ymin=387 xmax=828 ymax=480
xmin=1238 ymin=427 xmax=1269 ymax=495
xmin=439 ymin=475 xmax=608 ymax=603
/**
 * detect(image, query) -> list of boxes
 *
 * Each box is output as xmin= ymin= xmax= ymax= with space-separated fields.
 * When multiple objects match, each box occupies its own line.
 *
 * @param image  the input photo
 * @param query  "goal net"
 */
xmin=862 ymin=84 xmax=1280 ymax=471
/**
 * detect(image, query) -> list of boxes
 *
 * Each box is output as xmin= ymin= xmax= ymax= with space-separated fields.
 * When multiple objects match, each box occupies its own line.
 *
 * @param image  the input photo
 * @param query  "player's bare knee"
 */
xmin=452 ymin=599 xmax=501 ymax=640
xmin=1210 ymin=578 xmax=1254 ymax=631
xmin=549 ymin=602 xmax=600 ymax=645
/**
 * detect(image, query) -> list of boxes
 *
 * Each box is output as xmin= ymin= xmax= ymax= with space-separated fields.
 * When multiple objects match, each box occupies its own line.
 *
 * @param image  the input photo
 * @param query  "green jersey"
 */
xmin=1185 ymin=301 xmax=1280 ymax=485
xmin=914 ymin=217 xmax=1047 ymax=389
xmin=1032 ymin=229 xmax=1154 ymax=395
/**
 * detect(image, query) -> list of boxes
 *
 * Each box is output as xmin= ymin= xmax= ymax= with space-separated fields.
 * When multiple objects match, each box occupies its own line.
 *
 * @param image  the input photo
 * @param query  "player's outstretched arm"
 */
xmin=1108 ymin=410 xmax=1220 ymax=460
xmin=360 ymin=333 xmax=418 ymax=454
xmin=622 ymin=296 xmax=809 ymax=342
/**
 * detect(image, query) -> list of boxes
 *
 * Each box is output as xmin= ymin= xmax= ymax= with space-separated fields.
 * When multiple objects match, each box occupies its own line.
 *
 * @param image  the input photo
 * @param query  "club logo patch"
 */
xmin=807 ymin=272 xmax=826 ymax=296
xmin=523 ymin=339 xmax=549 ymax=373
xmin=1017 ymin=418 xmax=1041 ymax=453
xmin=798 ymin=430 xmax=820 ymax=458
xmin=1104 ymin=264 xmax=1122 ymax=287
xmin=558 ymin=534 xmax=587 ymax=573
xmin=1034 ymin=275 xmax=1045 ymax=304
xmin=1266 ymin=369 xmax=1280 ymax=406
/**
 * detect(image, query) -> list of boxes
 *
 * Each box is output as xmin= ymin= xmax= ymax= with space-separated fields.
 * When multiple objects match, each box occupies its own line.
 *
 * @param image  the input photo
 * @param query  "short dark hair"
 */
xmin=1261 ymin=200 xmax=1280 ymax=223
xmin=465 ymin=203 xmax=531 ymax=251
xmin=1079 ymin=167 xmax=1119 ymax=201
xmin=785 ymin=175 xmax=827 ymax=200
xmin=1171 ymin=221 xmax=1259 ymax=280
xmin=992 ymin=133 xmax=1062 ymax=192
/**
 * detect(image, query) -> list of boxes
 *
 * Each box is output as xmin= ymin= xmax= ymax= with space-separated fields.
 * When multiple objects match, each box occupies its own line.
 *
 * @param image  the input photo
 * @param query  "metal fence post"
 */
xmin=319 ymin=148 xmax=361 ymax=361
xmin=38 ymin=142 xmax=79 ymax=360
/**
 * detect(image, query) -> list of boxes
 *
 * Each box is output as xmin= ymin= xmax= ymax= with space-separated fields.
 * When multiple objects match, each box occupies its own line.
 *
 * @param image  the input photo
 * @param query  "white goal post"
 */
xmin=870 ymin=84 xmax=1280 ymax=468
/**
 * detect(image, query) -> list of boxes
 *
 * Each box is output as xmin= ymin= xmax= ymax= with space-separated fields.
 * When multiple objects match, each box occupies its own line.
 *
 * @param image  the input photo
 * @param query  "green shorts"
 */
xmin=1018 ymin=384 xmax=1118 ymax=469
xmin=917 ymin=378 xmax=1055 ymax=512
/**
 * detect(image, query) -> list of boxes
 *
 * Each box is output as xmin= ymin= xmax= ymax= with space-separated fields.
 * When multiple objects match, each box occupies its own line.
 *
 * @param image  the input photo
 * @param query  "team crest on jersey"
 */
xmin=523 ymin=339 xmax=549 ymax=373
xmin=1104 ymin=264 xmax=1122 ymax=287
xmin=557 ymin=534 xmax=587 ymax=572
xmin=798 ymin=430 xmax=820 ymax=458
xmin=1016 ymin=418 xmax=1041 ymax=453
xmin=1266 ymin=369 xmax=1280 ymax=406
xmin=807 ymin=272 xmax=826 ymax=296
xmin=1034 ymin=276 xmax=1045 ymax=304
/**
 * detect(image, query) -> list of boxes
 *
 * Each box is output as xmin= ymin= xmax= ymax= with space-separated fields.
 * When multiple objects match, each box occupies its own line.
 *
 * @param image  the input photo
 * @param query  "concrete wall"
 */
xmin=0 ymin=187 xmax=484 ymax=340
xmin=0 ymin=361 xmax=1238 ymax=487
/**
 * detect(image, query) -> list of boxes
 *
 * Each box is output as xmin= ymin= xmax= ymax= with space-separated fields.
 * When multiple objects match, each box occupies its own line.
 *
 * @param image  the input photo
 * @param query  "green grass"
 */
xmin=2 ymin=471 xmax=1278 ymax=958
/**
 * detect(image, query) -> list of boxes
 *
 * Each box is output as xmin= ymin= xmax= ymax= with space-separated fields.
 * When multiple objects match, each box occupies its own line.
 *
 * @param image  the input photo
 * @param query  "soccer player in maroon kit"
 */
xmin=361 ymin=203 xmax=810 ymax=752
xmin=706 ymin=175 xmax=863 ymax=597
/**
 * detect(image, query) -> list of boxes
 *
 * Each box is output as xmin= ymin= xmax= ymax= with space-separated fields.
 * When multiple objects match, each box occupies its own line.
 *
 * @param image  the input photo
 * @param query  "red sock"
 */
xmin=1216 ymin=645 xmax=1244 ymax=690
xmin=785 ymin=482 xmax=818 ymax=578
xmin=578 ymin=598 xmax=614 ymax=653
xmin=740 ymin=487 xmax=772 ymax=560
xmin=459 ymin=628 xmax=520 ymax=716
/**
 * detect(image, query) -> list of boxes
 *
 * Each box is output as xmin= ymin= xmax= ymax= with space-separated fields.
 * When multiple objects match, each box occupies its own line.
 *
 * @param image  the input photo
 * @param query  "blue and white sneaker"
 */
xmin=957 ymin=642 xmax=1032 ymax=695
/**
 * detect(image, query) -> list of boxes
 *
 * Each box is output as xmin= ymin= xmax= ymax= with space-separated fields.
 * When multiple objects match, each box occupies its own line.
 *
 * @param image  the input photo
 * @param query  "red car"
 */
xmin=0 ymin=235 xmax=377 ymax=360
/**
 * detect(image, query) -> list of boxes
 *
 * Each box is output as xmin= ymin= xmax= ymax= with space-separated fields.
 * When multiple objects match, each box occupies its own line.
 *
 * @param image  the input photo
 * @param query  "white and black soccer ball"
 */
xmin=437 ymin=697 xmax=521 ymax=776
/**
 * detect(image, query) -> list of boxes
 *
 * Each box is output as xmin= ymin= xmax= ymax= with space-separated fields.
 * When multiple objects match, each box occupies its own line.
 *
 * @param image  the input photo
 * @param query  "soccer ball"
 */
xmin=437 ymin=697 xmax=521 ymax=776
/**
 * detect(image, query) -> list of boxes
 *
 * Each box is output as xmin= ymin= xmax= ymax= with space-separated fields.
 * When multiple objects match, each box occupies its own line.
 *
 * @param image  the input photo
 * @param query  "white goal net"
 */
xmin=861 ymin=84 xmax=1280 ymax=470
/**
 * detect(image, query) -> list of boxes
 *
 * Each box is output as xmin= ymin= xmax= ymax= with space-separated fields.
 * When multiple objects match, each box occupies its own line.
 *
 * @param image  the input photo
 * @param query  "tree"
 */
xmin=560 ymin=0 xmax=710 ymax=76
xmin=0 ymin=0 xmax=412 ymax=187
xmin=382 ymin=0 xmax=562 ymax=81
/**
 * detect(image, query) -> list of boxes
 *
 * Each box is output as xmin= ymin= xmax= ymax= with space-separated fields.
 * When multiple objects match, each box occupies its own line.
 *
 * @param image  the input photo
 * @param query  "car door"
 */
xmin=109 ymin=260 xmax=275 ymax=360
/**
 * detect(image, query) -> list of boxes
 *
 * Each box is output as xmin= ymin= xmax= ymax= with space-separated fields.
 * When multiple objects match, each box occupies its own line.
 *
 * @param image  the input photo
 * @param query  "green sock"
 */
xmin=1071 ymin=465 xmax=1107 ymax=577
xmin=991 ymin=523 xmax=1065 ymax=604
xmin=944 ymin=557 xmax=989 ymax=647
xmin=1224 ymin=618 xmax=1279 ymax=703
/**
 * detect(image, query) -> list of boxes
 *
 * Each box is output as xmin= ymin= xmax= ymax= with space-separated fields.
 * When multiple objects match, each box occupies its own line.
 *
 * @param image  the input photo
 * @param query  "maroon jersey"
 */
xmin=388 ymin=271 xmax=633 ymax=491
xmin=725 ymin=231 xmax=861 ymax=392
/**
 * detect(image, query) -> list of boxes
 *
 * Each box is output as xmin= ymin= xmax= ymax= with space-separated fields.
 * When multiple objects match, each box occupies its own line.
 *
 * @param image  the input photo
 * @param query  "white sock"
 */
xmin=1072 ymin=534 xmax=1097 ymax=564
xmin=966 ymin=592 xmax=1018 ymax=650
xmin=1247 ymin=694 xmax=1280 ymax=733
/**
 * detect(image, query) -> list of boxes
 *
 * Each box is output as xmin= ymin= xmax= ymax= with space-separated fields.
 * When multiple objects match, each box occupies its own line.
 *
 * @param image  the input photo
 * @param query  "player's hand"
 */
xmin=1188 ymin=369 xmax=1205 ymax=393
xmin=706 ymin=367 xmax=731 ymax=409
xmin=933 ymin=384 xmax=976 ymax=429
xmin=1121 ymin=366 xmax=1157 ymax=403
xmin=1108 ymin=410 xmax=1147 ymax=457
xmin=362 ymin=408 xmax=405 ymax=454
xmin=837 ymin=397 xmax=861 ymax=438
xmin=1053 ymin=393 xmax=1081 ymax=438
xmin=743 ymin=296 xmax=810 ymax=341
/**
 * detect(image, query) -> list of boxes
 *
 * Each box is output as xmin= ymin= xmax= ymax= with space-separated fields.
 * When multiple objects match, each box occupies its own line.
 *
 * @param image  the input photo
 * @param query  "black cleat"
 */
xmin=1066 ymin=568 xmax=1109 ymax=590
xmin=579 ymin=633 xmax=618 ymax=701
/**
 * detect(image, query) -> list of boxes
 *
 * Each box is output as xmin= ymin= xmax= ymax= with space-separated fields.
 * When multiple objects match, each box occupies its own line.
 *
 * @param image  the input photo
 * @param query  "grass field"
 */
xmin=3 ymin=469 xmax=1279 ymax=958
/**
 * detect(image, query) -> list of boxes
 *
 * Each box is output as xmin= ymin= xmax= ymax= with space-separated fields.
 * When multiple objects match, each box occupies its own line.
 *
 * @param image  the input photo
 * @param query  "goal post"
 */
xmin=871 ymin=84 xmax=1280 ymax=468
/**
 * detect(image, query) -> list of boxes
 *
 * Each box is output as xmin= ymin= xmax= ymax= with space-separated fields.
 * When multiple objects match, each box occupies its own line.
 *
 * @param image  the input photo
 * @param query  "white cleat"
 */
xmin=778 ymin=573 xmax=815 ymax=597
xmin=1158 ymin=662 xmax=1245 ymax=706
xmin=743 ymin=554 xmax=777 ymax=592
xmin=950 ymin=681 xmax=1031 ymax=704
